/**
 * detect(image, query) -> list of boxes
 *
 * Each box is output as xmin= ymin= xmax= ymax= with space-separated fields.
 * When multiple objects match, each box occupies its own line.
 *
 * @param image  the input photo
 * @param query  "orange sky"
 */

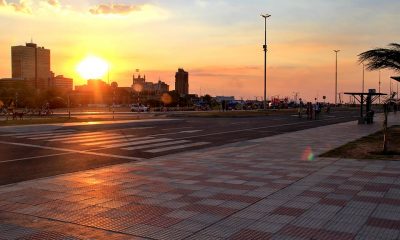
xmin=0 ymin=0 xmax=399 ymax=102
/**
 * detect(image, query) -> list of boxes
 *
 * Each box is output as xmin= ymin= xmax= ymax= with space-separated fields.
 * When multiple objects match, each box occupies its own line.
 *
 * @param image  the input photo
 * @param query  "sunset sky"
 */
xmin=0 ymin=0 xmax=399 ymax=102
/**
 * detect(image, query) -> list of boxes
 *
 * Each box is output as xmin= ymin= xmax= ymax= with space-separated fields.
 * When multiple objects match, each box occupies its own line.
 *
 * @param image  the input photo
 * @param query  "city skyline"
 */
xmin=0 ymin=0 xmax=399 ymax=101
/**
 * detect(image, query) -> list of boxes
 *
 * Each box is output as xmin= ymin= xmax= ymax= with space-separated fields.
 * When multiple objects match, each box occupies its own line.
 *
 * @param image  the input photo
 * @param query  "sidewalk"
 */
xmin=0 ymin=114 xmax=399 ymax=239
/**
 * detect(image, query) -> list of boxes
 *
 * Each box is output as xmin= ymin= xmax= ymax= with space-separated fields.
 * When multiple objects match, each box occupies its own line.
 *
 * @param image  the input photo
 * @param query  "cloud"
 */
xmin=0 ymin=0 xmax=31 ymax=14
xmin=89 ymin=3 xmax=142 ymax=15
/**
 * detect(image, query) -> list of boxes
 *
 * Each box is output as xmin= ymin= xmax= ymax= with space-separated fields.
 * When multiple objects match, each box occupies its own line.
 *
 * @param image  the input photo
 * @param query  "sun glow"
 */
xmin=77 ymin=56 xmax=109 ymax=80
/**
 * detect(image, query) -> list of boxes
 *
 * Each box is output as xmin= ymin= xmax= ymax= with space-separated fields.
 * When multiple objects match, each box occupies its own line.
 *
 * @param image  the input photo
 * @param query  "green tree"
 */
xmin=359 ymin=43 xmax=400 ymax=153
xmin=358 ymin=43 xmax=400 ymax=72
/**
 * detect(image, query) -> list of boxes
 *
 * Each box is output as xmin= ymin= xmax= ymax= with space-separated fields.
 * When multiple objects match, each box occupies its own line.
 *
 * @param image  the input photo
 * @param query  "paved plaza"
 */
xmin=0 ymin=114 xmax=399 ymax=239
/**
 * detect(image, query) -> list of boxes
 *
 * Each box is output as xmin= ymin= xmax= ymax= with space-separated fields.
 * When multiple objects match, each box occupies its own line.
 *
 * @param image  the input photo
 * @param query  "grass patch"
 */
xmin=321 ymin=125 xmax=400 ymax=160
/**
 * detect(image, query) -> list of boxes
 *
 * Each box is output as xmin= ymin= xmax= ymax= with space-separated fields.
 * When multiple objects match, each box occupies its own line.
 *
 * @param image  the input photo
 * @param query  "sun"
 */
xmin=77 ymin=56 xmax=109 ymax=80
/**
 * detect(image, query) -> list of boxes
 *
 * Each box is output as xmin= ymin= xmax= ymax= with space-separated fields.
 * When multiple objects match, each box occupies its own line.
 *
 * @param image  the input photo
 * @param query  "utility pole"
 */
xmin=362 ymin=62 xmax=365 ymax=93
xmin=67 ymin=93 xmax=71 ymax=119
xmin=379 ymin=70 xmax=381 ymax=104
xmin=261 ymin=14 xmax=271 ymax=111
xmin=334 ymin=50 xmax=340 ymax=106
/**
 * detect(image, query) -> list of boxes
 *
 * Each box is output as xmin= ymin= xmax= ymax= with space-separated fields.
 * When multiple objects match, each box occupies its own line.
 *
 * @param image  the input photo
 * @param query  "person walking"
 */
xmin=314 ymin=102 xmax=320 ymax=120
xmin=298 ymin=99 xmax=304 ymax=118
xmin=308 ymin=102 xmax=313 ymax=120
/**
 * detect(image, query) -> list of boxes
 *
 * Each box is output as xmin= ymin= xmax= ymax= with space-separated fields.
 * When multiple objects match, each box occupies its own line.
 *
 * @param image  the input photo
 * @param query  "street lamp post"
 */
xmin=379 ymin=70 xmax=381 ymax=104
xmin=334 ymin=50 xmax=340 ymax=106
xmin=261 ymin=14 xmax=271 ymax=111
xmin=362 ymin=62 xmax=365 ymax=93
xmin=111 ymin=82 xmax=118 ymax=120
xmin=67 ymin=93 xmax=71 ymax=119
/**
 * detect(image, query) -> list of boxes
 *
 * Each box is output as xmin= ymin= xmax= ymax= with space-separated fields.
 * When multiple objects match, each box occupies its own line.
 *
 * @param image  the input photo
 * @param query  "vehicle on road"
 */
xmin=131 ymin=104 xmax=149 ymax=112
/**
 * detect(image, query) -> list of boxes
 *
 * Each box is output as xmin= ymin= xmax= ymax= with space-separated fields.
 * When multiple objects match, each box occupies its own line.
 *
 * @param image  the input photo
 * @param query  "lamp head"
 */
xmin=261 ymin=14 xmax=271 ymax=18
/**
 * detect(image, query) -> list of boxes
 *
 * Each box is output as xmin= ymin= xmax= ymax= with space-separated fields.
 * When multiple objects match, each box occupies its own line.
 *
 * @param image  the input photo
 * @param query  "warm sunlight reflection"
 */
xmin=77 ymin=56 xmax=109 ymax=80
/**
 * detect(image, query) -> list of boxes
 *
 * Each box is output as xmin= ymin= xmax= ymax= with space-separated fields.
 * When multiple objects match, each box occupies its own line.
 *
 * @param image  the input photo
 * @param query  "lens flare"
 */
xmin=302 ymin=146 xmax=315 ymax=161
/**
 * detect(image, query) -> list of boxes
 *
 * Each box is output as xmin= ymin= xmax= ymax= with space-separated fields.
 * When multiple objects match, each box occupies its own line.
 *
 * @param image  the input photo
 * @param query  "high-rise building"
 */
xmin=11 ymin=42 xmax=51 ymax=90
xmin=175 ymin=68 xmax=189 ymax=96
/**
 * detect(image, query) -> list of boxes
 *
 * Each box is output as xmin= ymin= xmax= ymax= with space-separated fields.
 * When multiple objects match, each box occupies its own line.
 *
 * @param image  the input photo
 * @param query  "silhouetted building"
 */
xmin=155 ymin=80 xmax=169 ymax=94
xmin=0 ymin=78 xmax=28 ymax=88
xmin=75 ymin=79 xmax=111 ymax=105
xmin=11 ymin=42 xmax=51 ymax=90
xmin=175 ymin=68 xmax=189 ymax=96
xmin=132 ymin=74 xmax=169 ymax=95
xmin=132 ymin=74 xmax=146 ymax=91
xmin=49 ymin=75 xmax=73 ymax=92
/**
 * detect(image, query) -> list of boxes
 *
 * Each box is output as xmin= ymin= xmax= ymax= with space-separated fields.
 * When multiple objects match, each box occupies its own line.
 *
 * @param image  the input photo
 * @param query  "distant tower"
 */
xmin=12 ymin=42 xmax=51 ymax=90
xmin=175 ymin=68 xmax=189 ymax=96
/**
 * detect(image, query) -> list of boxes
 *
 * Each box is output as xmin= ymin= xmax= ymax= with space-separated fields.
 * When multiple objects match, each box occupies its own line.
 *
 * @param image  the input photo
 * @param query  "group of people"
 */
xmin=298 ymin=101 xmax=330 ymax=120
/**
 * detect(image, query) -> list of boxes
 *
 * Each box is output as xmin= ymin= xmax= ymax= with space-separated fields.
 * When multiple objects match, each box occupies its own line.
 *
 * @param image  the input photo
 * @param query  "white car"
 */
xmin=131 ymin=104 xmax=148 ymax=112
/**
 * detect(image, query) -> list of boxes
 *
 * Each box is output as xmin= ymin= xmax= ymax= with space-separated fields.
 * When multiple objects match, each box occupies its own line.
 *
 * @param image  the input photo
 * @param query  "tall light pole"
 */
xmin=378 ymin=70 xmax=381 ymax=104
xmin=334 ymin=50 xmax=340 ymax=106
xmin=262 ymin=14 xmax=271 ymax=111
xmin=362 ymin=62 xmax=365 ymax=93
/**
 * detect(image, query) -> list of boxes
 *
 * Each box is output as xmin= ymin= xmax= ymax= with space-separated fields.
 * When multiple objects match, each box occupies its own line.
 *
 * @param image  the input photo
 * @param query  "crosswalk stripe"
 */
xmin=104 ymin=138 xmax=171 ymax=148
xmin=29 ymin=131 xmax=109 ymax=140
xmin=63 ymin=135 xmax=135 ymax=144
xmin=122 ymin=140 xmax=191 ymax=151
xmin=20 ymin=131 xmax=83 ymax=139
xmin=1 ymin=130 xmax=75 ymax=137
xmin=145 ymin=142 xmax=210 ymax=153
xmin=46 ymin=133 xmax=119 ymax=142
xmin=83 ymin=137 xmax=154 ymax=146
xmin=29 ymin=132 xmax=103 ymax=140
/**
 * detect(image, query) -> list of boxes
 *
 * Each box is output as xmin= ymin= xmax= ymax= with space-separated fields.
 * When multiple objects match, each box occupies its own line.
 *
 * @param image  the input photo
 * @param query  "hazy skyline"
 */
xmin=1 ymin=0 xmax=399 ymax=102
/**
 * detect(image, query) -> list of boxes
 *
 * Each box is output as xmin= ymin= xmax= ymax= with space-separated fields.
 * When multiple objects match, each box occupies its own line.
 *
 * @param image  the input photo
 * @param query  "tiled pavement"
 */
xmin=0 ymin=114 xmax=399 ymax=240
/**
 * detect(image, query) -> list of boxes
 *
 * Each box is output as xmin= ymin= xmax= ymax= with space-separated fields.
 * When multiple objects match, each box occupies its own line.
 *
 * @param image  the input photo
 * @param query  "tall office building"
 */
xmin=175 ymin=68 xmax=189 ymax=96
xmin=11 ymin=42 xmax=51 ymax=90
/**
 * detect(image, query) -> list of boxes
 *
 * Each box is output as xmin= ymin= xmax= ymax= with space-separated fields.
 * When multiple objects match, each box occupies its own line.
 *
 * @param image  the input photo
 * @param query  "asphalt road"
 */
xmin=0 ymin=110 xmax=360 ymax=185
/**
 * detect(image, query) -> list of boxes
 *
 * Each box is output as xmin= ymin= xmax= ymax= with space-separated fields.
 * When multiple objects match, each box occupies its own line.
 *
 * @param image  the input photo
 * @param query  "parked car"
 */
xmin=131 ymin=104 xmax=148 ymax=112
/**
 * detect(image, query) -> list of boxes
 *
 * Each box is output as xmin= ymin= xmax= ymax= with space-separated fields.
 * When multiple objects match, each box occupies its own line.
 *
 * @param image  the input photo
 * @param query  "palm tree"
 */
xmin=358 ymin=43 xmax=400 ymax=72
xmin=359 ymin=43 xmax=400 ymax=154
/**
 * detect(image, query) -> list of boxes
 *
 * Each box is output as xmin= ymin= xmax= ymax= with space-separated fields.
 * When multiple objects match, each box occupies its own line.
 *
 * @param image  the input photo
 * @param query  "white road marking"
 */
xmin=129 ymin=127 xmax=154 ymax=130
xmin=122 ymin=140 xmax=191 ymax=151
xmin=1 ymin=130 xmax=75 ymax=137
xmin=83 ymin=136 xmax=154 ymax=146
xmin=46 ymin=133 xmax=119 ymax=142
xmin=0 ymin=141 xmax=143 ymax=161
xmin=161 ymin=127 xmax=193 ymax=131
xmin=18 ymin=131 xmax=78 ymax=139
xmin=145 ymin=142 xmax=210 ymax=153
xmin=180 ymin=130 xmax=203 ymax=134
xmin=25 ymin=131 xmax=98 ymax=139
xmin=103 ymin=138 xmax=171 ymax=148
xmin=63 ymin=135 xmax=135 ymax=144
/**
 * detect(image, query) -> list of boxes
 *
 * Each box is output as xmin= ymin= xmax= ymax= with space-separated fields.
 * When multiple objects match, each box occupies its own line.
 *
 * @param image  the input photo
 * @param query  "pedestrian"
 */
xmin=298 ymin=100 xmax=304 ymax=118
xmin=326 ymin=103 xmax=331 ymax=114
xmin=307 ymin=102 xmax=313 ymax=120
xmin=314 ymin=103 xmax=320 ymax=120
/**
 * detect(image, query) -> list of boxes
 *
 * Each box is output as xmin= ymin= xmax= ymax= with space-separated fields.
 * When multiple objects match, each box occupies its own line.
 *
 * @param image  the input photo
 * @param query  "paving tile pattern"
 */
xmin=0 ymin=115 xmax=399 ymax=239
